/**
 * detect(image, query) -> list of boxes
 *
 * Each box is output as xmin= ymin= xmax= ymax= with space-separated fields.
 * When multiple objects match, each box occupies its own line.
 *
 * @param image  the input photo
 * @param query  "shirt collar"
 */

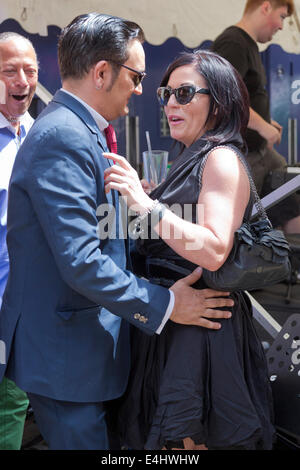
xmin=61 ymin=88 xmax=109 ymax=132
xmin=0 ymin=111 xmax=33 ymax=135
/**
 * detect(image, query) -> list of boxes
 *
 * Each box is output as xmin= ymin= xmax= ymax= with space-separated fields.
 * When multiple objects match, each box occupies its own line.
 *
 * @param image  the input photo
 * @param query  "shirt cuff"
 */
xmin=155 ymin=289 xmax=174 ymax=334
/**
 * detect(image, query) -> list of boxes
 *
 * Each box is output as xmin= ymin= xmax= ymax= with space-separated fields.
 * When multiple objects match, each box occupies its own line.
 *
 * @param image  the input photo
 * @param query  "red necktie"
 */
xmin=104 ymin=124 xmax=117 ymax=153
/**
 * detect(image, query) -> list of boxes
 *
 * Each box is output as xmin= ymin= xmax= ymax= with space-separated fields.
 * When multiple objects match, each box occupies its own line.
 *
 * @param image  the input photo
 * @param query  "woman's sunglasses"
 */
xmin=157 ymin=85 xmax=210 ymax=106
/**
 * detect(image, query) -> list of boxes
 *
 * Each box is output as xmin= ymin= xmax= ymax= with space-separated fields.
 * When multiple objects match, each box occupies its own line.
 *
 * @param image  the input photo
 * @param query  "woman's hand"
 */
xmin=103 ymin=152 xmax=154 ymax=215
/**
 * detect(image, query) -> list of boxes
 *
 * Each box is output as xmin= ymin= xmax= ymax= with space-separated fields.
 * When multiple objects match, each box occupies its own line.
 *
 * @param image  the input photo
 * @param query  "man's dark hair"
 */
xmin=160 ymin=49 xmax=250 ymax=153
xmin=58 ymin=12 xmax=145 ymax=80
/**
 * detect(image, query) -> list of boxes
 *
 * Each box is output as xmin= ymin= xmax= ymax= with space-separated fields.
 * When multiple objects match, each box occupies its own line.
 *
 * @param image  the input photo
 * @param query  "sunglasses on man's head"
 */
xmin=157 ymin=85 xmax=210 ymax=106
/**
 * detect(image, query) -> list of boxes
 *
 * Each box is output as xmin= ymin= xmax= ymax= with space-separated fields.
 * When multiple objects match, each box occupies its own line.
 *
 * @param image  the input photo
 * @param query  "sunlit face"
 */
xmin=257 ymin=5 xmax=288 ymax=43
xmin=164 ymin=64 xmax=211 ymax=148
xmin=0 ymin=38 xmax=38 ymax=120
xmin=103 ymin=39 xmax=145 ymax=121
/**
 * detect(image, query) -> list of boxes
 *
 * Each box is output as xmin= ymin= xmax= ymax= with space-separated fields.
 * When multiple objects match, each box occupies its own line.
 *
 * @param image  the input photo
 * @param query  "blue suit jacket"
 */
xmin=0 ymin=90 xmax=170 ymax=402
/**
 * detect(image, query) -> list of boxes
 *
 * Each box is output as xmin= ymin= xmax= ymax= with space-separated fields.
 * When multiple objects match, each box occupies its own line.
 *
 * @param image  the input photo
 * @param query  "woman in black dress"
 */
xmin=104 ymin=50 xmax=275 ymax=450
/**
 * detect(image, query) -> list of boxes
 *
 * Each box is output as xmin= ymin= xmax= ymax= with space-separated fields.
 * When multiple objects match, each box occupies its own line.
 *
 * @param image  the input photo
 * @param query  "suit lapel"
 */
xmin=51 ymin=90 xmax=123 ymax=240
xmin=52 ymin=89 xmax=108 ymax=154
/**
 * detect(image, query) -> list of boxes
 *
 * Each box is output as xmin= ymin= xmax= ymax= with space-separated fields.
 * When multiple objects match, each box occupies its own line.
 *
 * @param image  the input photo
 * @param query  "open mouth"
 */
xmin=168 ymin=116 xmax=184 ymax=125
xmin=12 ymin=94 xmax=27 ymax=101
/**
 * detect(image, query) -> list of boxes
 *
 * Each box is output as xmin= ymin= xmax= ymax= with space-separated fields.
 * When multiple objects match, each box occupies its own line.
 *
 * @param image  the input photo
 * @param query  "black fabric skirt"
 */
xmin=115 ymin=291 xmax=276 ymax=450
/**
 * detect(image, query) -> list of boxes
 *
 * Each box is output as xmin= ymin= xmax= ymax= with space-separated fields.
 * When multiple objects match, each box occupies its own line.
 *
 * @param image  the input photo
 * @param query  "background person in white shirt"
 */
xmin=0 ymin=31 xmax=38 ymax=450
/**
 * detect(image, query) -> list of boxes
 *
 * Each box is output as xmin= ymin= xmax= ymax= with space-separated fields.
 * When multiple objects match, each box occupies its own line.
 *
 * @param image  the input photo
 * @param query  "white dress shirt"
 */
xmin=0 ymin=111 xmax=34 ymax=261
xmin=0 ymin=111 xmax=34 ymax=306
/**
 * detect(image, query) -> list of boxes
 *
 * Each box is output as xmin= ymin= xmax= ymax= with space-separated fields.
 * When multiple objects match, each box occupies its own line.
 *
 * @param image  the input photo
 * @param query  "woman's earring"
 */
xmin=95 ymin=84 xmax=103 ymax=90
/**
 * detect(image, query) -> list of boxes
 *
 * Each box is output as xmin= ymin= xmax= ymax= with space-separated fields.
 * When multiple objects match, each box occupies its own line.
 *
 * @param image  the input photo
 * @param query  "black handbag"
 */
xmin=202 ymin=149 xmax=291 ymax=292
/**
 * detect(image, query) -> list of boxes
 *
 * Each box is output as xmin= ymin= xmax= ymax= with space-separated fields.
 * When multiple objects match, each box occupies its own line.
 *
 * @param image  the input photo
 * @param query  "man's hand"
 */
xmin=271 ymin=119 xmax=283 ymax=143
xmin=170 ymin=267 xmax=234 ymax=330
xmin=248 ymin=108 xmax=282 ymax=149
xmin=260 ymin=121 xmax=281 ymax=149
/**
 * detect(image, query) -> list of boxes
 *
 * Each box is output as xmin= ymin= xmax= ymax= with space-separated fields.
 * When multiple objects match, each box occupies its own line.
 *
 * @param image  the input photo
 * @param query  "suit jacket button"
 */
xmin=140 ymin=315 xmax=148 ymax=323
xmin=134 ymin=313 xmax=141 ymax=320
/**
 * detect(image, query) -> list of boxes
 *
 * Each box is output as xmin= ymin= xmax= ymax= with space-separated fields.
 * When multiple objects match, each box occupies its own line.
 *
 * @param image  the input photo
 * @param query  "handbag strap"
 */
xmin=197 ymin=145 xmax=270 ymax=223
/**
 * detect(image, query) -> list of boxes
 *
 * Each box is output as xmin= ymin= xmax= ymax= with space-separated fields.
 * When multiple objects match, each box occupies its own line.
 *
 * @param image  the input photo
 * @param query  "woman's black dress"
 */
xmin=116 ymin=137 xmax=276 ymax=450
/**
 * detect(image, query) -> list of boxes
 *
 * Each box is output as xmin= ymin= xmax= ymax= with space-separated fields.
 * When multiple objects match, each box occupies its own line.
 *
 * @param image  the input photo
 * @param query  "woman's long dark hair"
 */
xmin=160 ymin=49 xmax=250 ymax=153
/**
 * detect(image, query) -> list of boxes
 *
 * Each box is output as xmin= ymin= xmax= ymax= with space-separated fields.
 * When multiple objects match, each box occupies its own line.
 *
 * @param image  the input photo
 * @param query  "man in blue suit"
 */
xmin=0 ymin=13 xmax=233 ymax=450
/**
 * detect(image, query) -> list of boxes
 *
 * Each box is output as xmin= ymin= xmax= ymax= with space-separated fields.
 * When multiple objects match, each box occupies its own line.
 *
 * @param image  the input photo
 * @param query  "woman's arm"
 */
xmin=103 ymin=148 xmax=250 ymax=270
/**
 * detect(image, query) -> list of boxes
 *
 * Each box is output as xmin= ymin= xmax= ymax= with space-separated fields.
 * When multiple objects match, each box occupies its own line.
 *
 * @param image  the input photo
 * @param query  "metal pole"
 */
xmin=251 ymin=175 xmax=300 ymax=216
xmin=246 ymin=292 xmax=282 ymax=339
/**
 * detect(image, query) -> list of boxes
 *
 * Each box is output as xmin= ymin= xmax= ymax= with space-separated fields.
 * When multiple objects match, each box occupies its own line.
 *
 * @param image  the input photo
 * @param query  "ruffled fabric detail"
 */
xmin=236 ymin=220 xmax=290 ymax=261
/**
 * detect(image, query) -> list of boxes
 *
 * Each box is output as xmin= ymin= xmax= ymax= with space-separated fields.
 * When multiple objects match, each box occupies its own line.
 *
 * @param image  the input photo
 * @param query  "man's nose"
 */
xmin=15 ymin=69 xmax=29 ymax=87
xmin=134 ymin=82 xmax=143 ymax=95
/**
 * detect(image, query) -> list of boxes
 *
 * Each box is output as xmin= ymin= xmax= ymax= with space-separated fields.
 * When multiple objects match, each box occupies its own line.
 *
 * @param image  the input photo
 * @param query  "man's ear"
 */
xmin=93 ymin=60 xmax=109 ymax=90
xmin=260 ymin=0 xmax=272 ymax=16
